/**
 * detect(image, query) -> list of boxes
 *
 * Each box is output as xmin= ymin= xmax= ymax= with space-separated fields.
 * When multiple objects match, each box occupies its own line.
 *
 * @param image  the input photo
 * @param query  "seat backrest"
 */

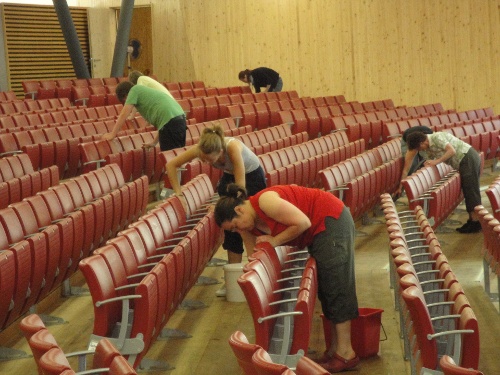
xmin=294 ymin=355 xmax=329 ymax=375
xmin=109 ymin=354 xmax=138 ymax=374
xmin=401 ymin=285 xmax=438 ymax=370
xmin=439 ymin=355 xmax=483 ymax=375
xmin=39 ymin=347 xmax=72 ymax=375
xmin=252 ymin=348 xmax=288 ymax=375
xmin=228 ymin=330 xmax=261 ymax=375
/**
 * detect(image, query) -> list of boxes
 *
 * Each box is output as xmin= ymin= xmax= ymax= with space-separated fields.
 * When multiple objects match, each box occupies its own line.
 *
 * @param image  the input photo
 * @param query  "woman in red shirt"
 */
xmin=214 ymin=184 xmax=360 ymax=373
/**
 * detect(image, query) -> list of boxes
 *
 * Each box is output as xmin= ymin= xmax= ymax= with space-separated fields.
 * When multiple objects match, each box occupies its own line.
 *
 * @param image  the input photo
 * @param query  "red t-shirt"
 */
xmin=249 ymin=185 xmax=344 ymax=249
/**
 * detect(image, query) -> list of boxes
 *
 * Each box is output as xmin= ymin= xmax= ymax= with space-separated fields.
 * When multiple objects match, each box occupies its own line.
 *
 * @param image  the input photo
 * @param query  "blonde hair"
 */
xmin=198 ymin=125 xmax=225 ymax=154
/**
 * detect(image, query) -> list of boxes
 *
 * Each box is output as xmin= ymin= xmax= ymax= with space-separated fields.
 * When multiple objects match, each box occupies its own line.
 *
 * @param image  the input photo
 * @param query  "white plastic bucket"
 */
xmin=223 ymin=263 xmax=246 ymax=302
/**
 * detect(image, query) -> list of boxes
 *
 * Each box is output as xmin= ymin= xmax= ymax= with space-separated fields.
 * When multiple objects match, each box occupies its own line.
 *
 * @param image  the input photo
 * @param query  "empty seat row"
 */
xmin=0 ymin=90 xmax=17 ymax=102
xmin=381 ymin=196 xmax=480 ymax=374
xmin=232 ymin=239 xmax=318 ymax=369
xmin=0 ymin=97 xmax=72 ymax=116
xmin=319 ymin=139 xmax=403 ymax=221
xmin=80 ymin=176 xmax=223 ymax=369
xmin=0 ymin=103 xmax=126 ymax=132
xmin=0 ymin=154 xmax=59 ymax=209
xmin=168 ymin=84 xmax=249 ymax=99
xmin=22 ymin=77 xmax=128 ymax=101
xmin=3 ymin=118 xmax=147 ymax=179
xmin=229 ymin=330 xmax=329 ymax=375
xmin=178 ymin=90 xmax=300 ymax=123
xmin=0 ymin=164 xmax=149 ymax=332
xmin=163 ymin=80 xmax=206 ymax=92
xmin=443 ymin=118 xmax=500 ymax=163
xmin=20 ymin=314 xmax=137 ymax=374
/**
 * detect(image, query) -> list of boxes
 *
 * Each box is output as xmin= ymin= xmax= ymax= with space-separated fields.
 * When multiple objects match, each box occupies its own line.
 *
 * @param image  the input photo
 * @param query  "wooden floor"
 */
xmin=1 ymin=162 xmax=500 ymax=375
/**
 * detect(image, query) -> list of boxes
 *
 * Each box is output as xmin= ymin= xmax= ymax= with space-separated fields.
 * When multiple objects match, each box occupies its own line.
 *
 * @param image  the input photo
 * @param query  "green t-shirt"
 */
xmin=125 ymin=85 xmax=184 ymax=130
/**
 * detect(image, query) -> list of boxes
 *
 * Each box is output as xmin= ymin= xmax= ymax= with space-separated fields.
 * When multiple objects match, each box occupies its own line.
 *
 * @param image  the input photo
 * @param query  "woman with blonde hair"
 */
xmin=165 ymin=125 xmax=266 ymax=296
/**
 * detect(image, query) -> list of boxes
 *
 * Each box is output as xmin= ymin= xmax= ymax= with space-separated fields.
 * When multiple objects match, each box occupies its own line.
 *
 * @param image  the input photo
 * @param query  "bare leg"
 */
xmin=227 ymin=251 xmax=242 ymax=264
xmin=327 ymin=320 xmax=356 ymax=360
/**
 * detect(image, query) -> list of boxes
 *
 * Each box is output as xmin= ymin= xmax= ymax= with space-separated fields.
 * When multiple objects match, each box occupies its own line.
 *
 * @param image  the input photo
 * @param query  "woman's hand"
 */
xmin=256 ymin=235 xmax=277 ymax=247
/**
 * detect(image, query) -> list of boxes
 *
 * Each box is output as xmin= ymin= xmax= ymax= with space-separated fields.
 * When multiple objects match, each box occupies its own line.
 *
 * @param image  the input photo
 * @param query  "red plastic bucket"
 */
xmin=351 ymin=307 xmax=384 ymax=358
xmin=321 ymin=307 xmax=385 ymax=358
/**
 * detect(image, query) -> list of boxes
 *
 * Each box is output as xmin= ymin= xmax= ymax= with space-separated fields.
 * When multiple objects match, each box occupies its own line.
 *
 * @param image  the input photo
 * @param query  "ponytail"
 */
xmin=214 ymin=183 xmax=248 ymax=226
xmin=199 ymin=124 xmax=225 ymax=154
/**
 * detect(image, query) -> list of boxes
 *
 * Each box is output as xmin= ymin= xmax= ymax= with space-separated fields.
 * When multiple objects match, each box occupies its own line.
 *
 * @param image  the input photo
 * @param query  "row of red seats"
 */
xmin=265 ymin=139 xmax=364 ymax=190
xmin=80 ymin=175 xmax=223 ymax=370
xmin=234 ymin=240 xmax=318 ymax=370
xmin=20 ymin=314 xmax=137 ymax=374
xmin=0 ymin=103 xmax=125 ymax=132
xmin=318 ymin=138 xmax=402 ymax=221
xmin=444 ymin=118 xmax=500 ymax=162
xmin=0 ymin=90 xmax=17 ymax=102
xmin=0 ymin=164 xmax=149 ymax=332
xmin=22 ymin=77 xmax=129 ymax=101
xmin=330 ymin=103 xmax=448 ymax=148
xmin=229 ymin=330 xmax=329 ymax=375
xmin=260 ymin=130 xmax=352 ymax=174
xmin=476 ymin=178 xmax=500 ymax=312
xmin=0 ymin=117 xmax=145 ymax=178
xmin=382 ymin=107 xmax=495 ymax=142
xmin=178 ymin=90 xmax=301 ymax=123
xmin=168 ymin=84 xmax=250 ymax=100
xmin=231 ymin=98 xmax=396 ymax=139
xmin=258 ymin=131 xmax=351 ymax=188
xmin=0 ymin=154 xmax=59 ymax=209
xmin=0 ymin=97 xmax=72 ymax=116
xmin=382 ymin=196 xmax=481 ymax=374
xmin=164 ymin=80 xmax=205 ymax=91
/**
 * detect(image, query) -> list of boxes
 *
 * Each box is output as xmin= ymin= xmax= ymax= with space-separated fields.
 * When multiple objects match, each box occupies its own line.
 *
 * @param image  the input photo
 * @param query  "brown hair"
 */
xmin=214 ymin=183 xmax=248 ymax=226
xmin=198 ymin=125 xmax=225 ymax=154
xmin=407 ymin=131 xmax=428 ymax=150
xmin=238 ymin=69 xmax=252 ymax=81
xmin=115 ymin=81 xmax=134 ymax=103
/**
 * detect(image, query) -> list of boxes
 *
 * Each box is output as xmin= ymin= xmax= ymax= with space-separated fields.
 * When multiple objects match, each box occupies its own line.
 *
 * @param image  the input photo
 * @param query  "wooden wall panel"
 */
xmin=83 ymin=0 xmax=500 ymax=112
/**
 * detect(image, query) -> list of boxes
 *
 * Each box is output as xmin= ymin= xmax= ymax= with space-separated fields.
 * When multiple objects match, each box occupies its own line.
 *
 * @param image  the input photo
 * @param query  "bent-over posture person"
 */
xmin=166 ymin=125 xmax=266 ymax=297
xmin=402 ymin=131 xmax=482 ymax=233
xmin=102 ymin=81 xmax=186 ymax=151
xmin=238 ymin=67 xmax=283 ymax=93
xmin=214 ymin=184 xmax=360 ymax=373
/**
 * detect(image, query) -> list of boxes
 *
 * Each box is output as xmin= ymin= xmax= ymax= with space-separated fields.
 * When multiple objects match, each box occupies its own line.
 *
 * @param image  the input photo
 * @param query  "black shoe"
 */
xmin=456 ymin=220 xmax=472 ymax=233
xmin=457 ymin=220 xmax=481 ymax=233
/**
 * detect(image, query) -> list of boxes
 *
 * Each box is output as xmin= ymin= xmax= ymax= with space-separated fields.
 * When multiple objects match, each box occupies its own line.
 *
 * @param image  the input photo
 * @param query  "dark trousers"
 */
xmin=158 ymin=114 xmax=187 ymax=151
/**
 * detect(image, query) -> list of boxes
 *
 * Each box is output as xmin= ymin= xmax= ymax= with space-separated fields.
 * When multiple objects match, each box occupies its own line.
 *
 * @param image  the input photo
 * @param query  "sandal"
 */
xmin=321 ymin=352 xmax=360 ymax=373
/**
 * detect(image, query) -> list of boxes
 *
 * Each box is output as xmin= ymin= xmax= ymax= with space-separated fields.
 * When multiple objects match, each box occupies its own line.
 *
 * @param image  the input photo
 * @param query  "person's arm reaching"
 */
xmin=424 ymin=143 xmax=455 ymax=166
xmin=102 ymin=104 xmax=134 ymax=141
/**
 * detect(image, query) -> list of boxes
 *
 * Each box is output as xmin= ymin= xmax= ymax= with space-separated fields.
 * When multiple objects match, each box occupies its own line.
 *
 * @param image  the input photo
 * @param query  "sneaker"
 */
xmin=457 ymin=220 xmax=481 ymax=234
xmin=215 ymin=284 xmax=227 ymax=297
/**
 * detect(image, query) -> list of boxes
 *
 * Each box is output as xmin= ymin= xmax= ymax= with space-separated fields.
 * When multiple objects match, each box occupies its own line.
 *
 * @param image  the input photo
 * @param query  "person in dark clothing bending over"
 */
xmin=238 ymin=67 xmax=283 ymax=93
